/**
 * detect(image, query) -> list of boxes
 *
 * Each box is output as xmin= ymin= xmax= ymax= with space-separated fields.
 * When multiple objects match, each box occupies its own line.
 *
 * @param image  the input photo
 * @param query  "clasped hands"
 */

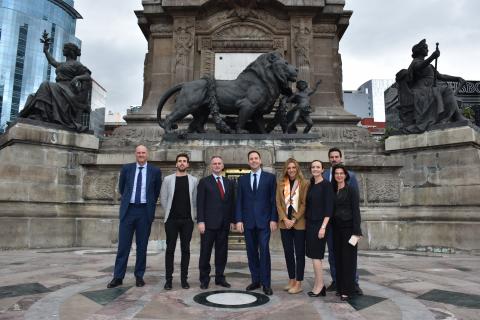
xmin=234 ymin=221 xmax=277 ymax=234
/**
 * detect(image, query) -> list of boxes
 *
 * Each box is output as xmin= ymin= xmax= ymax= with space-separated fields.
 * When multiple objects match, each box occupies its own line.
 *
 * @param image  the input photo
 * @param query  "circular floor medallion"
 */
xmin=193 ymin=290 xmax=269 ymax=309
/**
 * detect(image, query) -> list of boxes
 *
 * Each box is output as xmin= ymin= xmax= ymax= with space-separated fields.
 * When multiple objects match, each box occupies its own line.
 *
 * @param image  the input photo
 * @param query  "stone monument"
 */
xmin=20 ymin=31 xmax=92 ymax=133
xmin=386 ymin=39 xmax=470 ymax=134
xmin=0 ymin=1 xmax=478 ymax=253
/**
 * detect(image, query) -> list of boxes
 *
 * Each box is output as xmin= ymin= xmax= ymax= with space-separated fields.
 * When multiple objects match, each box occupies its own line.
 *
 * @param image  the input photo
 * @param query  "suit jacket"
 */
xmin=118 ymin=163 xmax=162 ymax=223
xmin=323 ymin=167 xmax=359 ymax=191
xmin=235 ymin=171 xmax=278 ymax=229
xmin=160 ymin=173 xmax=198 ymax=222
xmin=196 ymin=175 xmax=235 ymax=230
xmin=275 ymin=178 xmax=309 ymax=230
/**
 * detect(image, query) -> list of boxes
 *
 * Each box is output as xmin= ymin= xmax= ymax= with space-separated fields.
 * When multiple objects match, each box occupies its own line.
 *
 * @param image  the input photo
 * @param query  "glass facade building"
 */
xmin=0 ymin=0 xmax=82 ymax=132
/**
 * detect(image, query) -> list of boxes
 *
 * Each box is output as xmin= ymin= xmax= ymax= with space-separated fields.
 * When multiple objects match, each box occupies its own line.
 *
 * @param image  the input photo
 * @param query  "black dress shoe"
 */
xmin=341 ymin=295 xmax=350 ymax=301
xmin=136 ymin=277 xmax=145 ymax=287
xmin=307 ymin=286 xmax=326 ymax=297
xmin=215 ymin=279 xmax=231 ymax=288
xmin=262 ymin=286 xmax=273 ymax=296
xmin=246 ymin=282 xmax=261 ymax=291
xmin=181 ymin=280 xmax=190 ymax=289
xmin=164 ymin=280 xmax=172 ymax=290
xmin=107 ymin=278 xmax=123 ymax=288
xmin=355 ymin=284 xmax=363 ymax=296
xmin=200 ymin=282 xmax=209 ymax=289
xmin=326 ymin=282 xmax=336 ymax=292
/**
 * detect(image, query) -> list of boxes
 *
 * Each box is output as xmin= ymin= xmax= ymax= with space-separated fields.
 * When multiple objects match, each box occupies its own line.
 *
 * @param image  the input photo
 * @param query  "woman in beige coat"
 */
xmin=276 ymin=158 xmax=309 ymax=294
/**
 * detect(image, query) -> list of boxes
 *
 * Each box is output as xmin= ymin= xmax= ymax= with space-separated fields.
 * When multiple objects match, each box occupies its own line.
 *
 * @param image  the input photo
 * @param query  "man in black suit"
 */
xmin=197 ymin=156 xmax=235 ymax=289
xmin=107 ymin=145 xmax=162 ymax=288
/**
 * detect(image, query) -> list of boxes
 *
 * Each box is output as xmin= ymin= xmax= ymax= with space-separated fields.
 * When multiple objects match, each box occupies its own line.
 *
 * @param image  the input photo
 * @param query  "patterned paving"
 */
xmin=0 ymin=249 xmax=478 ymax=319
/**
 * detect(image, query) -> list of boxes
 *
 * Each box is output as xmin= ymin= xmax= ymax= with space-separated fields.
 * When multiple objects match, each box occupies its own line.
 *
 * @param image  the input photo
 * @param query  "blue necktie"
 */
xmin=253 ymin=173 xmax=257 ymax=194
xmin=135 ymin=167 xmax=144 ymax=204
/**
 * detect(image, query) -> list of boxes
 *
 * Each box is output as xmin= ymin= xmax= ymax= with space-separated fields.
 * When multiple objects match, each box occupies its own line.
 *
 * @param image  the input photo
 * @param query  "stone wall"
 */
xmin=1 ymin=122 xmax=478 ymax=252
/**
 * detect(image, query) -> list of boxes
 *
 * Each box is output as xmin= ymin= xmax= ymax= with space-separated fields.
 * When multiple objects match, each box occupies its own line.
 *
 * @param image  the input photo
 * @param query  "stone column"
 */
xmin=136 ymin=22 xmax=174 ymax=117
xmin=198 ymin=37 xmax=214 ymax=77
xmin=290 ymin=16 xmax=313 ymax=84
xmin=310 ymin=23 xmax=342 ymax=111
xmin=172 ymin=16 xmax=196 ymax=85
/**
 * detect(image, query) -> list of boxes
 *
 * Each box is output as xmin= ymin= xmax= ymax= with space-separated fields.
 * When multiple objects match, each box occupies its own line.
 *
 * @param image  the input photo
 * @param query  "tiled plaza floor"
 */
xmin=0 ymin=247 xmax=479 ymax=319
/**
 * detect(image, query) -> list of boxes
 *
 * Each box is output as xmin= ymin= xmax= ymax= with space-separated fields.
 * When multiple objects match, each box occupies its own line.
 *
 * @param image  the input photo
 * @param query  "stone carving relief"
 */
xmin=214 ymin=24 xmax=270 ymax=40
xmin=292 ymin=24 xmax=311 ymax=68
xmin=199 ymin=37 xmax=212 ymax=50
xmin=196 ymin=5 xmax=288 ymax=34
xmin=272 ymin=37 xmax=286 ymax=55
xmin=211 ymin=23 xmax=274 ymax=51
xmin=366 ymin=177 xmax=400 ymax=203
xmin=111 ymin=127 xmax=163 ymax=140
xmin=316 ymin=127 xmax=370 ymax=143
xmin=200 ymin=49 xmax=215 ymax=77
xmin=174 ymin=24 xmax=194 ymax=68
xmin=225 ymin=0 xmax=258 ymax=20
xmin=83 ymin=173 xmax=117 ymax=201
xmin=255 ymin=10 xmax=289 ymax=32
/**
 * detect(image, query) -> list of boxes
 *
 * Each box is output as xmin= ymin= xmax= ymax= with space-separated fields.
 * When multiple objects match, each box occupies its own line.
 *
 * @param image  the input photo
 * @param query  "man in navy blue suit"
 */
xmin=107 ymin=145 xmax=162 ymax=288
xmin=236 ymin=150 xmax=278 ymax=295
xmin=197 ymin=156 xmax=235 ymax=289
xmin=322 ymin=147 xmax=363 ymax=296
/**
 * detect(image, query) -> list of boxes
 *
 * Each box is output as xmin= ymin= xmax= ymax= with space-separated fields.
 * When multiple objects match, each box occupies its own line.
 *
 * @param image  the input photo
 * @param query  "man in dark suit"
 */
xmin=235 ymin=150 xmax=278 ymax=295
xmin=197 ymin=156 xmax=235 ymax=289
xmin=322 ymin=147 xmax=362 ymax=296
xmin=108 ymin=145 xmax=162 ymax=288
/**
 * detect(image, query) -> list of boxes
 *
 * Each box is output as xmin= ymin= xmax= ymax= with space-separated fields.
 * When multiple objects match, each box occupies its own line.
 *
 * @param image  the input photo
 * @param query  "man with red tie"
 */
xmin=196 ymin=156 xmax=235 ymax=289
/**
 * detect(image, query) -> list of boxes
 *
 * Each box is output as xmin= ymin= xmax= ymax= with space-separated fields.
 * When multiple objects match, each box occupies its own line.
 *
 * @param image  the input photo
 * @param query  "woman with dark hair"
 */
xmin=276 ymin=158 xmax=309 ymax=294
xmin=331 ymin=164 xmax=362 ymax=301
xmin=305 ymin=160 xmax=334 ymax=297
xmin=20 ymin=32 xmax=92 ymax=132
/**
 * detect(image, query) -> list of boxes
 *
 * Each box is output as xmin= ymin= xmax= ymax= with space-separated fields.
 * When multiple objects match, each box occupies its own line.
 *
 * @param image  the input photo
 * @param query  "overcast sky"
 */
xmin=74 ymin=0 xmax=480 ymax=114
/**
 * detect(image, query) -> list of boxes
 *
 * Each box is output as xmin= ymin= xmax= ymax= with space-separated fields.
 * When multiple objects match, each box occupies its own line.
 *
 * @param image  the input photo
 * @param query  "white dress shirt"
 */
xmin=213 ymin=173 xmax=225 ymax=193
xmin=130 ymin=162 xmax=147 ymax=203
xmin=250 ymin=169 xmax=262 ymax=191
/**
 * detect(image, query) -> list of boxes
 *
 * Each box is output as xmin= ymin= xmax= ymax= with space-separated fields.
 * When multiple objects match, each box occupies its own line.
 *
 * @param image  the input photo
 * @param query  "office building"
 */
xmin=0 ymin=0 xmax=82 ymax=132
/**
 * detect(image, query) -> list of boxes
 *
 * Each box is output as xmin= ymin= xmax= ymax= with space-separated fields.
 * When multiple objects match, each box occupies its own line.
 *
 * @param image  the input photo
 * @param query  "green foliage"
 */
xmin=380 ymin=126 xmax=395 ymax=142
xmin=462 ymin=105 xmax=475 ymax=120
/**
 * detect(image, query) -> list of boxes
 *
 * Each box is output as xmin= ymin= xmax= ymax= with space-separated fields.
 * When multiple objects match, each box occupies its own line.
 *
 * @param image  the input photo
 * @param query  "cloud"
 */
xmin=74 ymin=0 xmax=480 ymax=111
xmin=342 ymin=0 xmax=480 ymax=89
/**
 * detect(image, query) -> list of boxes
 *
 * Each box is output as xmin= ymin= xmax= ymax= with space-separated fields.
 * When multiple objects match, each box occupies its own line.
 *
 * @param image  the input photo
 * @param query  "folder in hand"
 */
xmin=348 ymin=235 xmax=360 ymax=246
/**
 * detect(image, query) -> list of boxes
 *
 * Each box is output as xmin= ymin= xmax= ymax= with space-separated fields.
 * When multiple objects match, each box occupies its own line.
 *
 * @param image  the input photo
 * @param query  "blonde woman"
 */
xmin=276 ymin=158 xmax=309 ymax=294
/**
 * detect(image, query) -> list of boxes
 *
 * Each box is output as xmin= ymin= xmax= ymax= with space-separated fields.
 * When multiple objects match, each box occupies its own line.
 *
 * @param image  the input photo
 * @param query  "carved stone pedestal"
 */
xmin=373 ymin=126 xmax=480 ymax=251
xmin=0 ymin=122 xmax=99 ymax=248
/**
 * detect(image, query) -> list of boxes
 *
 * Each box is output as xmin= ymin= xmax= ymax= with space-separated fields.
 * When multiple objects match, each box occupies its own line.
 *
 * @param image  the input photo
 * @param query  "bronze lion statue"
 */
xmin=157 ymin=51 xmax=298 ymax=133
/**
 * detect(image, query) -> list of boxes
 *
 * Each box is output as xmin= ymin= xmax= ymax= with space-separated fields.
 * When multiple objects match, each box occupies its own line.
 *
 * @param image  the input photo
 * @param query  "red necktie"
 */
xmin=216 ymin=177 xmax=225 ymax=200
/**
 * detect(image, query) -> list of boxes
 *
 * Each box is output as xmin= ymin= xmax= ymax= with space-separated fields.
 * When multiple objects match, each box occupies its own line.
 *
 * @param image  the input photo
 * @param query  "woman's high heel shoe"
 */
xmin=307 ymin=286 xmax=326 ymax=297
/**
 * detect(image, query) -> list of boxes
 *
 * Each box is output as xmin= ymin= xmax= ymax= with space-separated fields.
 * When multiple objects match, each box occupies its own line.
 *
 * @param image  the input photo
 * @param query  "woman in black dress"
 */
xmin=305 ymin=160 xmax=334 ymax=297
xmin=331 ymin=164 xmax=362 ymax=301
